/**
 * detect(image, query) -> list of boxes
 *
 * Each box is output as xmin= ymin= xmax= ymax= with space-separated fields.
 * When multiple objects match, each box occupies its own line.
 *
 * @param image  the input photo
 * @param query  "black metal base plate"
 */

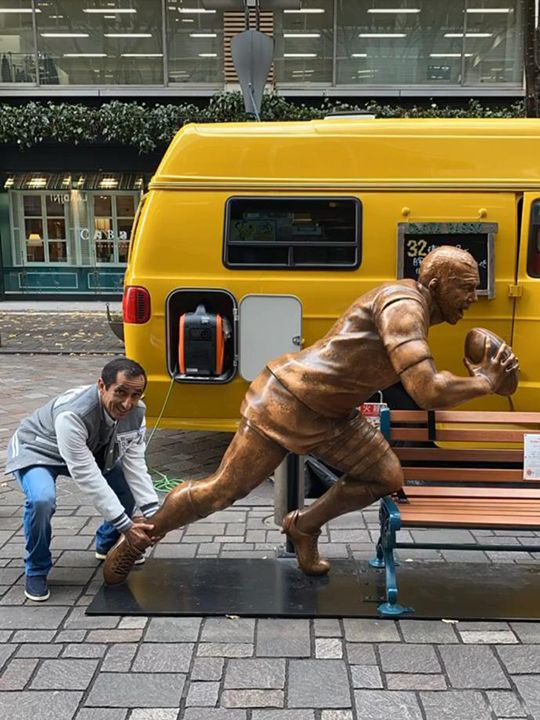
xmin=86 ymin=558 xmax=540 ymax=620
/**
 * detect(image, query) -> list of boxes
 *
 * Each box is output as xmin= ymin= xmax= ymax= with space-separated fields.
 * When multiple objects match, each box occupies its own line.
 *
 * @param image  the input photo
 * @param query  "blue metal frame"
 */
xmin=369 ymin=496 xmax=413 ymax=617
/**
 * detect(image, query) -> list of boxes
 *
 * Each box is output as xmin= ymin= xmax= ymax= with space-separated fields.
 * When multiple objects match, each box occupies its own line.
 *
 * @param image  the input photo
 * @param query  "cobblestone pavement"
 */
xmin=0 ymin=311 xmax=124 ymax=354
xmin=1 ymin=353 xmax=540 ymax=719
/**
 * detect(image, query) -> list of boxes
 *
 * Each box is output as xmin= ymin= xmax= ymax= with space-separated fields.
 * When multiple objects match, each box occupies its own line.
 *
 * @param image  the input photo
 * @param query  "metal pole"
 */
xmin=274 ymin=453 xmax=304 ymax=555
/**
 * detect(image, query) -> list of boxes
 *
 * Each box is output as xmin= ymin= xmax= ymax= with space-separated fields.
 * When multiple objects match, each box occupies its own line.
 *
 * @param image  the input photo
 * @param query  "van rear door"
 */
xmin=511 ymin=194 xmax=540 ymax=411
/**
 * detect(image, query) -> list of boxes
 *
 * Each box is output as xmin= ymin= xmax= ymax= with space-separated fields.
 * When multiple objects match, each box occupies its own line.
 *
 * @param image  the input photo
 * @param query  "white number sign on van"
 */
xmin=524 ymin=434 xmax=540 ymax=480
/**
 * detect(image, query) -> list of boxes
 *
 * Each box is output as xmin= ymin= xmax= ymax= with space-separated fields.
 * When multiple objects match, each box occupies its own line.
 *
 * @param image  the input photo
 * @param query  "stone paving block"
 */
xmin=386 ymin=674 xmax=447 ymax=690
xmin=186 ymin=681 xmax=220 ymax=707
xmin=487 ymin=690 xmax=527 ymax=717
xmin=190 ymin=657 xmax=224 ymax=681
xmin=55 ymin=630 xmax=87 ymax=642
xmin=118 ymin=616 xmax=148 ymax=629
xmin=252 ymin=712 xmax=314 ymax=720
xmin=132 ymin=643 xmax=194 ymax=673
xmin=510 ymin=622 xmax=540 ymax=643
xmin=439 ymin=645 xmax=510 ymax=688
xmin=1 ymin=605 xmax=68 ymax=629
xmin=200 ymin=618 xmax=255 ymax=643
xmin=198 ymin=643 xmax=253 ymax=658
xmin=420 ymin=690 xmax=492 ymax=720
xmin=345 ymin=643 xmax=377 ymax=665
xmin=31 ymin=658 xmax=99 ymax=690
xmin=320 ymin=712 xmax=353 ymax=720
xmin=86 ymin=673 xmax=186 ymax=707
xmin=460 ymin=630 xmax=518 ymax=644
xmin=0 ymin=643 xmax=15 ymax=670
xmin=64 ymin=607 xmax=119 ymax=630
xmin=0 ymin=658 xmax=38 ymax=690
xmin=145 ymin=617 xmax=201 ymax=642
xmin=130 ymin=711 xmax=179 ymax=720
xmin=62 ymin=643 xmax=107 ymax=658
xmin=398 ymin=619 xmax=459 ymax=644
xmin=11 ymin=629 xmax=56 ymax=643
xmin=313 ymin=619 xmax=342 ymax=637
xmin=354 ymin=690 xmax=422 ymax=720
xmin=0 ymin=690 xmax=83 ymax=719
xmin=224 ymin=659 xmax=285 ymax=689
xmin=16 ymin=643 xmax=63 ymax=658
xmin=257 ymin=619 xmax=310 ymax=657
xmin=315 ymin=638 xmax=343 ymax=659
xmin=183 ymin=710 xmax=246 ymax=720
xmin=56 ymin=550 xmax=101 ymax=567
xmin=76 ymin=711 xmax=127 ymax=720
xmin=221 ymin=690 xmax=283 ymax=708
xmin=288 ymin=660 xmax=351 ymax=708
xmin=343 ymin=619 xmax=400 ymax=642
xmin=101 ymin=644 xmax=138 ymax=672
xmin=350 ymin=665 xmax=383 ymax=689
xmin=86 ymin=629 xmax=143 ymax=643
xmin=496 ymin=645 xmax=540 ymax=673
xmin=510 ymin=677 xmax=539 ymax=719
xmin=378 ymin=644 xmax=441 ymax=673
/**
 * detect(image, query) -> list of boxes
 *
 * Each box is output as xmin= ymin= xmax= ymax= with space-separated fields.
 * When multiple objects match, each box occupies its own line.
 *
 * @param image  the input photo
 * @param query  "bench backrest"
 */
xmin=389 ymin=410 xmax=540 ymax=489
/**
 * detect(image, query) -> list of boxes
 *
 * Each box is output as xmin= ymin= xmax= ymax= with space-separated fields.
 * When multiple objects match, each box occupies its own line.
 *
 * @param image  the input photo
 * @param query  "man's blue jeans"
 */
xmin=14 ymin=463 xmax=134 ymax=577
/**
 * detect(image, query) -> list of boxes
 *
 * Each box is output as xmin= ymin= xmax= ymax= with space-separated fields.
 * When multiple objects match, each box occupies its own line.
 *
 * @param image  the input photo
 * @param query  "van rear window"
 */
xmin=224 ymin=197 xmax=361 ymax=269
xmin=528 ymin=200 xmax=540 ymax=277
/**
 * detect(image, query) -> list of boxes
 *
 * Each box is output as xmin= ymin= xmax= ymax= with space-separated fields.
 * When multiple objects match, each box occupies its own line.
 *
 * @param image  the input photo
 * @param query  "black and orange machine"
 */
xmin=178 ymin=304 xmax=230 ymax=378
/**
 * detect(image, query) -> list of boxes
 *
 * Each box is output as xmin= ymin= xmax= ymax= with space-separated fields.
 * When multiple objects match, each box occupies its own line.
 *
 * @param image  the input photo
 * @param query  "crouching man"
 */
xmin=5 ymin=357 xmax=159 ymax=602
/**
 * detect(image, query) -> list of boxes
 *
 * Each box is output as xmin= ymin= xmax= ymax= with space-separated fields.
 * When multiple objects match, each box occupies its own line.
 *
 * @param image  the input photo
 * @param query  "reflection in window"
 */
xmin=225 ymin=197 xmax=361 ymax=269
xmin=22 ymin=193 xmax=67 ymax=263
xmin=35 ymin=0 xmax=162 ymax=85
xmin=167 ymin=0 xmax=223 ymax=84
xmin=528 ymin=201 xmax=540 ymax=278
xmin=93 ymin=193 xmax=136 ymax=264
xmin=0 ymin=0 xmax=37 ymax=83
xmin=274 ymin=0 xmax=333 ymax=85
xmin=332 ymin=0 xmax=522 ymax=87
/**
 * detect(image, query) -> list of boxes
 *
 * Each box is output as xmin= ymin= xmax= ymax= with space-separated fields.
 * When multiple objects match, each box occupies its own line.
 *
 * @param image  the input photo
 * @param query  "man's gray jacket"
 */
xmin=6 ymin=384 xmax=160 ymax=532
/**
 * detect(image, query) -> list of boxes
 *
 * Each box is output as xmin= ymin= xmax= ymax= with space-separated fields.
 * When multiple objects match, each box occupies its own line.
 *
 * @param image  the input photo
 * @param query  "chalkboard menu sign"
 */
xmin=397 ymin=222 xmax=497 ymax=298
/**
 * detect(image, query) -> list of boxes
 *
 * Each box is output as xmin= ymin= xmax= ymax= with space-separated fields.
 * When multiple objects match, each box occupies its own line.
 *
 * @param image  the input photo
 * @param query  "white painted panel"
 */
xmin=238 ymin=294 xmax=302 ymax=381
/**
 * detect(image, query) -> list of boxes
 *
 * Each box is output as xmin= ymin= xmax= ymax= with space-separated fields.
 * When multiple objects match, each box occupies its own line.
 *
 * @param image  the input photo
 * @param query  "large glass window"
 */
xmin=167 ymin=0 xmax=223 ymax=84
xmin=92 ymin=192 xmax=136 ymax=264
xmin=335 ymin=0 xmax=522 ymax=87
xmin=22 ymin=193 xmax=68 ymax=264
xmin=224 ymin=197 xmax=361 ymax=269
xmin=0 ymin=0 xmax=37 ymax=83
xmin=35 ymin=0 xmax=163 ymax=85
xmin=274 ymin=0 xmax=333 ymax=85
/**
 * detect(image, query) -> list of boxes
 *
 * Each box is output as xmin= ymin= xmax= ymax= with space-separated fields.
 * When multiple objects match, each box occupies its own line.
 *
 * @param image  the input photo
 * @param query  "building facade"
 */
xmin=0 ymin=0 xmax=526 ymax=297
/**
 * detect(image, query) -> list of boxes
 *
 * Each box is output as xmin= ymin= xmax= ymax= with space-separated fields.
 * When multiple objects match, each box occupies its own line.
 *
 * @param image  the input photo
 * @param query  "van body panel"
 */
xmin=124 ymin=119 xmax=538 ymax=430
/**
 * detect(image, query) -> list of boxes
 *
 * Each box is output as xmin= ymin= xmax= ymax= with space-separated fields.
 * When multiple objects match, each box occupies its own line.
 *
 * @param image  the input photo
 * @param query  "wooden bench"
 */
xmin=370 ymin=409 xmax=540 ymax=617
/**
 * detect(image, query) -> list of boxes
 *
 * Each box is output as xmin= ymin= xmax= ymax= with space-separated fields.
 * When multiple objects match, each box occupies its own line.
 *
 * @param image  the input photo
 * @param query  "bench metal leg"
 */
xmin=371 ymin=498 xmax=413 ymax=618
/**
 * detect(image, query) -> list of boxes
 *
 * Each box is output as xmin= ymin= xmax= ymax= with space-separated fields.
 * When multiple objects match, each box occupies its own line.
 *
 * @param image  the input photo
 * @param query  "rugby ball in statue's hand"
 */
xmin=464 ymin=327 xmax=519 ymax=397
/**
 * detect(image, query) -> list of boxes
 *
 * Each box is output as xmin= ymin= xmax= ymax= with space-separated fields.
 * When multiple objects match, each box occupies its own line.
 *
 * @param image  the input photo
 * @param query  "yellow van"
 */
xmin=123 ymin=117 xmax=540 ymax=431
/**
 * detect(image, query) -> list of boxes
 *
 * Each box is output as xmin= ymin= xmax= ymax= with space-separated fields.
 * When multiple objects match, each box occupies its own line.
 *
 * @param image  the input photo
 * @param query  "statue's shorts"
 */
xmin=240 ymin=368 xmax=391 ymax=479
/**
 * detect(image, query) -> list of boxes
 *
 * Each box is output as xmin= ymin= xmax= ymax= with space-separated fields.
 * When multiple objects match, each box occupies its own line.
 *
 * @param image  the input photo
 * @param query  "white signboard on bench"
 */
xmin=524 ymin=434 xmax=540 ymax=480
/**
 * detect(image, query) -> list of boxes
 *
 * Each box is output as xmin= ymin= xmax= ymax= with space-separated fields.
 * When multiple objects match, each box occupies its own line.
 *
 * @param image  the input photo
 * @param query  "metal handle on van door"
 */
xmin=292 ymin=336 xmax=303 ymax=346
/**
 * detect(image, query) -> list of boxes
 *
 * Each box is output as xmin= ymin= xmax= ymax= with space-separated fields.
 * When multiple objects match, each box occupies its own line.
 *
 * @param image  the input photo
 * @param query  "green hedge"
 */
xmin=0 ymin=93 xmax=525 ymax=154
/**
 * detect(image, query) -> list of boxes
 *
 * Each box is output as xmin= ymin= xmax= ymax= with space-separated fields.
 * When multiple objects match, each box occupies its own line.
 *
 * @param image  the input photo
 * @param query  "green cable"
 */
xmin=146 ymin=374 xmax=185 ymax=492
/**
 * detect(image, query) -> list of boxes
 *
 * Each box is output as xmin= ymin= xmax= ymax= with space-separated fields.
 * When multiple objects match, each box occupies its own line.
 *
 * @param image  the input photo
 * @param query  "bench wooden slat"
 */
xmin=390 ymin=410 xmax=540 ymax=424
xmin=399 ymin=499 xmax=540 ymax=527
xmin=402 ymin=467 xmax=526 ymax=483
xmin=400 ymin=486 xmax=540 ymax=499
xmin=394 ymin=447 xmax=523 ymax=463
xmin=391 ymin=427 xmax=530 ymax=443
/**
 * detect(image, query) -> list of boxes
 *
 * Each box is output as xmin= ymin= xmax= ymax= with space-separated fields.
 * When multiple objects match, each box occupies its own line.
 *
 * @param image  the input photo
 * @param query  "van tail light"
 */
xmin=123 ymin=286 xmax=151 ymax=324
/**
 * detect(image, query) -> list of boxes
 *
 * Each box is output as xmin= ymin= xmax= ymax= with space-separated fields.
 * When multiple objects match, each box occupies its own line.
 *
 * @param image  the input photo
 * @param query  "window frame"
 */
xmin=222 ymin=195 xmax=362 ymax=271
xmin=17 ymin=191 xmax=71 ymax=267
xmin=88 ymin=191 xmax=138 ymax=267
xmin=527 ymin=198 xmax=540 ymax=278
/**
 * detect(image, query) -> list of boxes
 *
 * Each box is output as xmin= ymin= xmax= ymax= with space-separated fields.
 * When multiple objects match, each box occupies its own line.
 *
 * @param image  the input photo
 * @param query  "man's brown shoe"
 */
xmin=103 ymin=533 xmax=149 ymax=585
xmin=281 ymin=510 xmax=331 ymax=576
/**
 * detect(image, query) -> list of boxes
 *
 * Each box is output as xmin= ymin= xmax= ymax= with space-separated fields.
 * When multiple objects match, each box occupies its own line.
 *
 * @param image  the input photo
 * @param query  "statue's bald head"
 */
xmin=418 ymin=245 xmax=478 ymax=287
